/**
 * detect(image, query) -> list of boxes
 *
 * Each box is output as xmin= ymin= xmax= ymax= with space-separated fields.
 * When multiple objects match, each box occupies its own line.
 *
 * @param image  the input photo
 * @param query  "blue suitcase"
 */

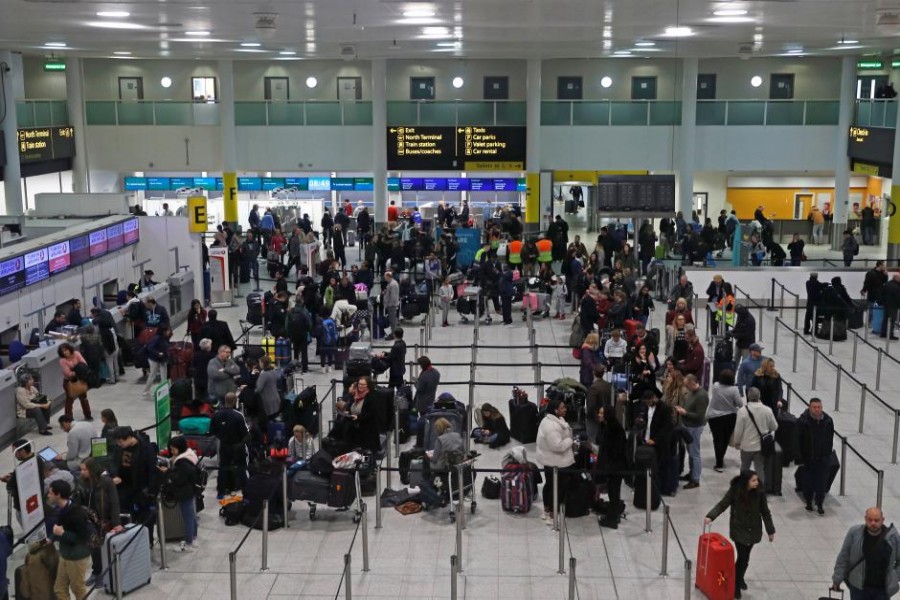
xmin=275 ymin=338 xmax=292 ymax=367
xmin=872 ymin=305 xmax=885 ymax=334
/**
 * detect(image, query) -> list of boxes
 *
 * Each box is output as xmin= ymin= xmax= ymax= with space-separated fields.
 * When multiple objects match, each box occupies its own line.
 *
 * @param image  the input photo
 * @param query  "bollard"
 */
xmin=828 ymin=316 xmax=835 ymax=355
xmin=893 ymin=413 xmax=900 ymax=465
xmin=375 ymin=465 xmax=383 ymax=529
xmin=229 ymin=552 xmax=237 ymax=600
xmin=792 ymin=334 xmax=799 ymax=373
xmin=282 ymin=467 xmax=289 ymax=529
xmin=840 ymin=438 xmax=847 ymax=496
xmin=859 ymin=384 xmax=868 ymax=434
xmin=344 ymin=553 xmax=352 ymax=600
xmin=645 ymin=468 xmax=652 ymax=533
xmin=773 ymin=318 xmax=779 ymax=355
xmin=811 ymin=350 xmax=818 ymax=391
xmin=553 ymin=467 xmax=560 ymax=531
xmin=261 ymin=499 xmax=270 ymax=571
xmin=684 ymin=559 xmax=693 ymax=600
xmin=877 ymin=348 xmax=884 ymax=391
xmin=156 ymin=498 xmax=168 ymax=569
xmin=558 ymin=504 xmax=567 ymax=575
xmin=877 ymin=471 xmax=884 ymax=509
xmin=450 ymin=555 xmax=458 ymax=600
xmin=660 ymin=504 xmax=670 ymax=576
xmin=835 ymin=366 xmax=842 ymax=412
xmin=568 ymin=557 xmax=577 ymax=600
xmin=361 ymin=502 xmax=370 ymax=572
xmin=114 ymin=551 xmax=124 ymax=600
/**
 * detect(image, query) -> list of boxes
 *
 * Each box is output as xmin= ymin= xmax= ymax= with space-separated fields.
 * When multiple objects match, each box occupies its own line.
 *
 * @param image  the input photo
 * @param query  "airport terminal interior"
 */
xmin=6 ymin=0 xmax=900 ymax=599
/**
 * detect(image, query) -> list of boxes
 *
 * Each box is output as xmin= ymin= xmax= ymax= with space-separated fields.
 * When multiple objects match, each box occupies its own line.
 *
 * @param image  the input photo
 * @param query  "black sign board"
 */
xmin=387 ymin=126 xmax=458 ymax=170
xmin=596 ymin=174 xmax=676 ymax=215
xmin=456 ymin=126 xmax=526 ymax=169
xmin=847 ymin=126 xmax=895 ymax=166
xmin=17 ymin=126 xmax=75 ymax=164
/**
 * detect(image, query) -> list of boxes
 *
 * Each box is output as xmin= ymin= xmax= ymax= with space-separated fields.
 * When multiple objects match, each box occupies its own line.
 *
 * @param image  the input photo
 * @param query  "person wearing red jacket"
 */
xmin=678 ymin=326 xmax=706 ymax=381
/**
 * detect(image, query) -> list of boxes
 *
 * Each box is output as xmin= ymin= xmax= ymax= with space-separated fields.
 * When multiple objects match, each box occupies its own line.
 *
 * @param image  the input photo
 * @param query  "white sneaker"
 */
xmin=190 ymin=541 xmax=200 ymax=549
xmin=542 ymin=511 xmax=554 ymax=525
xmin=177 ymin=541 xmax=189 ymax=552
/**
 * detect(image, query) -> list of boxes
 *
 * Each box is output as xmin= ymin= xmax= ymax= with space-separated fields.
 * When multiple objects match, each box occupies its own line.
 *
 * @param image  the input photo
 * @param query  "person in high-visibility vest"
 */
xmin=716 ymin=283 xmax=736 ymax=332
xmin=508 ymin=238 xmax=523 ymax=266
xmin=536 ymin=237 xmax=553 ymax=264
xmin=474 ymin=241 xmax=491 ymax=264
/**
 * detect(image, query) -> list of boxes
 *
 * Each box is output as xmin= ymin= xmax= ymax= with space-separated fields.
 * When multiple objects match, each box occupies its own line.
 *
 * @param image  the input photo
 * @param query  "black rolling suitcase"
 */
xmin=246 ymin=293 xmax=263 ymax=326
xmin=775 ymin=411 xmax=799 ymax=465
xmin=291 ymin=470 xmax=331 ymax=504
xmin=764 ymin=441 xmax=783 ymax=496
xmin=794 ymin=450 xmax=841 ymax=495
xmin=508 ymin=399 xmax=539 ymax=444
xmin=632 ymin=445 xmax=660 ymax=510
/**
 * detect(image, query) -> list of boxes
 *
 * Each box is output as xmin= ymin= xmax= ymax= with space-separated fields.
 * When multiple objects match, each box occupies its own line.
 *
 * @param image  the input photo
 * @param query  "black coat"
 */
xmin=199 ymin=320 xmax=236 ymax=352
xmin=388 ymin=340 xmax=407 ymax=381
xmin=580 ymin=296 xmax=599 ymax=335
xmin=864 ymin=269 xmax=889 ymax=305
xmin=164 ymin=456 xmax=198 ymax=502
xmin=641 ymin=401 xmax=673 ymax=459
xmin=797 ymin=410 xmax=835 ymax=464
xmin=596 ymin=419 xmax=628 ymax=473
xmin=731 ymin=307 xmax=756 ymax=349
xmin=482 ymin=415 xmax=510 ymax=448
xmin=883 ymin=280 xmax=900 ymax=318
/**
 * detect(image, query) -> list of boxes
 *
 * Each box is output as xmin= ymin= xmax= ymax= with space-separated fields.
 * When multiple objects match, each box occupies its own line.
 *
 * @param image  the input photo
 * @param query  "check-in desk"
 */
xmin=168 ymin=270 xmax=195 ymax=328
xmin=22 ymin=344 xmax=65 ymax=413
xmin=0 ymin=369 xmax=18 ymax=446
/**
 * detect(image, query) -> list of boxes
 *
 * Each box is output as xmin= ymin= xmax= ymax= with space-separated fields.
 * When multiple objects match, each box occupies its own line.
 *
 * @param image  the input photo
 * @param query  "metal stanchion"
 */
xmin=893 ymin=413 xmax=900 ymax=465
xmin=558 ymin=505 xmax=567 ymax=575
xmin=876 ymin=348 xmax=884 ymax=391
xmin=457 ymin=463 xmax=467 ymax=530
xmin=645 ymin=468 xmax=652 ymax=533
xmin=811 ymin=350 xmax=818 ymax=391
xmin=779 ymin=286 xmax=784 ymax=316
xmin=553 ymin=466 xmax=560 ymax=531
xmin=229 ymin=552 xmax=237 ymax=600
xmin=877 ymin=471 xmax=884 ymax=509
xmin=683 ymin=559 xmax=693 ymax=600
xmin=331 ymin=382 xmax=338 ymax=418
xmin=829 ymin=317 xmax=835 ymax=355
xmin=811 ymin=306 xmax=818 ymax=342
xmin=758 ymin=306 xmax=764 ymax=341
xmin=840 ymin=438 xmax=847 ymax=496
xmin=360 ymin=502 xmax=370 ymax=572
xmin=859 ymin=384 xmax=868 ymax=434
xmin=261 ymin=500 xmax=270 ymax=571
xmin=888 ymin=332 xmax=893 ymax=356
xmin=282 ymin=467 xmax=289 ymax=529
xmin=467 ymin=382 xmax=475 ymax=418
xmin=835 ymin=365 xmax=842 ymax=412
xmin=773 ymin=318 xmax=779 ymax=355
xmin=455 ymin=494 xmax=463 ymax=571
xmin=344 ymin=553 xmax=352 ymax=600
xmin=792 ymin=334 xmax=799 ymax=373
xmin=794 ymin=302 xmax=800 ymax=331
xmin=660 ymin=504 xmax=670 ymax=576
xmin=852 ymin=333 xmax=859 ymax=373
xmin=419 ymin=328 xmax=425 ymax=352
xmin=375 ymin=464 xmax=383 ymax=529
xmin=450 ymin=555 xmax=458 ymax=600
xmin=156 ymin=498 xmax=168 ymax=569
xmin=114 ymin=552 xmax=124 ymax=600
xmin=568 ymin=557 xmax=577 ymax=600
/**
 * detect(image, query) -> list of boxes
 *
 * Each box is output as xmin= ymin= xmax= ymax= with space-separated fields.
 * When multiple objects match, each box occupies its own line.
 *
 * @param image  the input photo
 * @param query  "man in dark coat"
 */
xmin=880 ymin=272 xmax=900 ymax=340
xmin=797 ymin=398 xmax=835 ymax=515
xmin=862 ymin=261 xmax=888 ymax=310
xmin=804 ymin=273 xmax=824 ymax=335
xmin=210 ymin=392 xmax=249 ymax=498
xmin=199 ymin=309 xmax=236 ymax=351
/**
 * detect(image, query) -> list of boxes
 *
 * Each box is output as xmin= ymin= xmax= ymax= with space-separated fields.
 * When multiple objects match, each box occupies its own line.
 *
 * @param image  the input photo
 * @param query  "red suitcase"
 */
xmin=696 ymin=527 xmax=735 ymax=600
xmin=167 ymin=339 xmax=194 ymax=381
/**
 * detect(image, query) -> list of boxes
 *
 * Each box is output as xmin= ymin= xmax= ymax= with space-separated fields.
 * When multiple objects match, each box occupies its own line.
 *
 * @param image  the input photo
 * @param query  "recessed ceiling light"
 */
xmin=240 ymin=42 xmax=261 ymax=47
xmin=185 ymin=30 xmax=210 ymax=36
xmin=452 ymin=76 xmax=464 ymax=88
xmin=839 ymin=39 xmax=859 ymax=45
xmin=600 ymin=76 xmax=613 ymax=88
xmin=663 ymin=26 xmax=693 ymax=37
xmin=436 ymin=41 xmax=460 ymax=47
xmin=396 ymin=17 xmax=440 ymax=25
xmin=634 ymin=41 xmax=656 ymax=47
xmin=403 ymin=9 xmax=436 ymax=18
xmin=422 ymin=26 xmax=450 ymax=36
xmin=832 ymin=45 xmax=862 ymax=50
xmin=279 ymin=50 xmax=297 ymax=55
xmin=44 ymin=42 xmax=67 ymax=47
xmin=750 ymin=75 xmax=763 ymax=87
xmin=113 ymin=51 xmax=132 ymax=55
xmin=707 ymin=16 xmax=754 ymax=23
xmin=87 ymin=21 xmax=147 ymax=29
xmin=787 ymin=48 xmax=803 ymax=54
xmin=97 ymin=10 xmax=130 ymax=17
xmin=714 ymin=9 xmax=748 ymax=16
xmin=306 ymin=76 xmax=318 ymax=88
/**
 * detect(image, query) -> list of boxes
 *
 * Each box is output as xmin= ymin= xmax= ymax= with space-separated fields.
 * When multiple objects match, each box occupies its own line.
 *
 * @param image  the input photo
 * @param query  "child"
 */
xmin=550 ymin=275 xmax=568 ymax=320
xmin=287 ymin=424 xmax=315 ymax=463
xmin=438 ymin=276 xmax=454 ymax=327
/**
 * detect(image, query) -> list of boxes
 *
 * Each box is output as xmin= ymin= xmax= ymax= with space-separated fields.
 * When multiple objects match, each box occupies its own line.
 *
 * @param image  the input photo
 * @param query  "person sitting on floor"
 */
xmin=471 ymin=403 xmax=510 ymax=448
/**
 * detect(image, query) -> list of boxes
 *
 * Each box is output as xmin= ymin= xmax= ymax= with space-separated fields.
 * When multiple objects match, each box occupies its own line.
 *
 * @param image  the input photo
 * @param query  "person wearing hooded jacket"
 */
xmin=159 ymin=436 xmax=200 ymax=551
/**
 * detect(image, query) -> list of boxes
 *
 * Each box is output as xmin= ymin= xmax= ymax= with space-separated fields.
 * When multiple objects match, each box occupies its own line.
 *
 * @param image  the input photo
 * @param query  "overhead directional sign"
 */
xmin=387 ymin=125 xmax=526 ymax=171
xmin=17 ymin=126 xmax=75 ymax=163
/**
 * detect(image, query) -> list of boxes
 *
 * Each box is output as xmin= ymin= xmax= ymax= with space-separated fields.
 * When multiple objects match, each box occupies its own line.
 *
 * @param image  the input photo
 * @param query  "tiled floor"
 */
xmin=5 ymin=223 xmax=896 ymax=599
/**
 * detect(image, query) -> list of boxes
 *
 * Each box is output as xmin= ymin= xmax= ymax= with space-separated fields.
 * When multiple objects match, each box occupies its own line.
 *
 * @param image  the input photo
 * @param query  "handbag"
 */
xmin=481 ymin=476 xmax=501 ymax=500
xmin=67 ymin=379 xmax=89 ymax=398
xmin=746 ymin=407 xmax=775 ymax=457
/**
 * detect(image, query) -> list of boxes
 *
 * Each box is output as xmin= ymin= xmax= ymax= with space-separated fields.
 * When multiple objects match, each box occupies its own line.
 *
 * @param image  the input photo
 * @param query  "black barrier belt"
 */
xmin=11 ymin=520 xmax=46 ymax=550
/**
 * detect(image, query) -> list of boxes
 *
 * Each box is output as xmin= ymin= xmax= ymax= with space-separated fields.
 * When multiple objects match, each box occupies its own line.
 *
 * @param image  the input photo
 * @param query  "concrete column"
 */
xmin=219 ymin=60 xmax=238 ymax=224
xmin=525 ymin=59 xmax=542 ymax=232
xmin=65 ymin=56 xmax=89 ymax=193
xmin=888 ymin=73 xmax=900 ymax=262
xmin=677 ymin=58 xmax=698 ymax=219
xmin=372 ymin=58 xmax=387 ymax=224
xmin=0 ymin=50 xmax=24 ymax=215
xmin=832 ymin=56 xmax=856 ymax=250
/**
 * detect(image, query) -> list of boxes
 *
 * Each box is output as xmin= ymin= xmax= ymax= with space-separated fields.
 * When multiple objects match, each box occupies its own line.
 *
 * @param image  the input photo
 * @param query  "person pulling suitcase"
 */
xmin=797 ymin=398 xmax=835 ymax=515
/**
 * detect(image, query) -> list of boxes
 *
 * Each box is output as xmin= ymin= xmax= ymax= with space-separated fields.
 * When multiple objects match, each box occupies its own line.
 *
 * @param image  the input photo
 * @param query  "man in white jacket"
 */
xmin=731 ymin=387 xmax=779 ymax=482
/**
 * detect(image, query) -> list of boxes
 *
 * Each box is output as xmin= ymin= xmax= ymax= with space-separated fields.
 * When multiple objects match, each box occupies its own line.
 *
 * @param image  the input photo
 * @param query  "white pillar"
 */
xmin=219 ymin=60 xmax=236 ymax=173
xmin=526 ymin=59 xmax=541 ymax=173
xmin=832 ymin=56 xmax=856 ymax=249
xmin=372 ymin=58 xmax=387 ymax=224
xmin=65 ymin=56 xmax=89 ymax=193
xmin=0 ymin=50 xmax=24 ymax=215
xmin=677 ymin=58 xmax=698 ymax=218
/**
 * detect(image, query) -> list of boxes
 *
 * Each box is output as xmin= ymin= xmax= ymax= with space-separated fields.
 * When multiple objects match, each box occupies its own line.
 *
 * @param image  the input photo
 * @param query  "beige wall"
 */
xmin=22 ymin=56 xmax=67 ymax=99
xmin=386 ymin=59 xmax=527 ymax=100
xmin=81 ymin=58 xmax=220 ymax=100
xmin=233 ymin=60 xmax=370 ymax=101
xmin=698 ymin=57 xmax=842 ymax=99
xmin=542 ymin=58 xmax=683 ymax=100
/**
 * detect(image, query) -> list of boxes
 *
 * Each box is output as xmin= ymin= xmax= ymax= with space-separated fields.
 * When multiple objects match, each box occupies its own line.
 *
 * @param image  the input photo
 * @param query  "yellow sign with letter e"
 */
xmin=187 ymin=196 xmax=208 ymax=233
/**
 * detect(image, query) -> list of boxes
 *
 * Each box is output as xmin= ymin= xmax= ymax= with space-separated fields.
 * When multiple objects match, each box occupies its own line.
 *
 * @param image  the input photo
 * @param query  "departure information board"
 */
xmin=387 ymin=126 xmax=526 ymax=170
xmin=107 ymin=222 xmax=124 ymax=251
xmin=24 ymin=248 xmax=49 ymax=286
xmin=595 ymin=175 xmax=676 ymax=215
xmin=69 ymin=235 xmax=91 ymax=267
xmin=123 ymin=218 xmax=139 ymax=245
xmin=89 ymin=230 xmax=108 ymax=258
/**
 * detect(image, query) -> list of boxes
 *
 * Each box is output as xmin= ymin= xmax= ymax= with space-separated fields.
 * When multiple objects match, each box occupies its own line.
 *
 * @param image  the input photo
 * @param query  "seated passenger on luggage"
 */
xmin=288 ymin=425 xmax=315 ymax=463
xmin=427 ymin=418 xmax=465 ymax=470
xmin=332 ymin=377 xmax=381 ymax=454
xmin=819 ymin=276 xmax=854 ymax=322
xmin=471 ymin=404 xmax=510 ymax=448
xmin=603 ymin=328 xmax=628 ymax=368
xmin=16 ymin=374 xmax=52 ymax=435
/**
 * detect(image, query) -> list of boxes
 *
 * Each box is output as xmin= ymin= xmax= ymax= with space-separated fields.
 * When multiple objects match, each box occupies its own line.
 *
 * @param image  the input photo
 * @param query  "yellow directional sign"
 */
xmin=187 ymin=196 xmax=208 ymax=233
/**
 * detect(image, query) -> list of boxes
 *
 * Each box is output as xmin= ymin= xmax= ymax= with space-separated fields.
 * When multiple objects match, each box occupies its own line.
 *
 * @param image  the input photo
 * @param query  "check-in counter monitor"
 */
xmin=22 ymin=344 xmax=65 ymax=412
xmin=168 ymin=270 xmax=194 ymax=328
xmin=0 ymin=369 xmax=18 ymax=446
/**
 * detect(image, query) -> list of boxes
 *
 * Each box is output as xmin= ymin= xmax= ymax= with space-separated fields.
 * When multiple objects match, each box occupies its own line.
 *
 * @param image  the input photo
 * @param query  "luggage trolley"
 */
xmin=420 ymin=451 xmax=479 ymax=523
xmin=289 ymin=454 xmax=372 ymax=523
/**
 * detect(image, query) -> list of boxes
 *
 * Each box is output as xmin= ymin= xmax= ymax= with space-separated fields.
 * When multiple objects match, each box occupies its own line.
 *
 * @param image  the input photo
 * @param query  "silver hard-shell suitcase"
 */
xmin=102 ymin=523 xmax=152 ymax=595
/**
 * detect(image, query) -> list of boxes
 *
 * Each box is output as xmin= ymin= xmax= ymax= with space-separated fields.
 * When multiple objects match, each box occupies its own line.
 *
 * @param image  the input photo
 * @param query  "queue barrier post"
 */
xmin=553 ymin=466 xmax=560 ymax=532
xmin=156 ymin=498 xmax=168 ymax=570
xmin=834 ymin=365 xmax=842 ymax=412
xmin=773 ymin=318 xmax=779 ymax=355
xmin=568 ymin=557 xmax=577 ymax=600
xmin=683 ymin=559 xmax=693 ymax=600
xmin=877 ymin=471 xmax=884 ymax=509
xmin=557 ymin=504 xmax=566 ymax=575
xmin=260 ymin=500 xmax=270 ymax=572
xmin=660 ymin=504 xmax=670 ymax=576
xmin=859 ymin=384 xmax=868 ymax=434
xmin=852 ymin=333 xmax=859 ymax=373
xmin=360 ymin=501 xmax=370 ymax=572
xmin=375 ymin=464 xmax=383 ymax=529
xmin=450 ymin=555 xmax=458 ymax=600
xmin=792 ymin=334 xmax=799 ymax=373
xmin=645 ymin=468 xmax=652 ymax=533
xmin=344 ymin=553 xmax=352 ymax=600
xmin=811 ymin=350 xmax=818 ymax=391
xmin=893 ymin=413 xmax=900 ymax=465
xmin=229 ymin=552 xmax=237 ymax=600
xmin=877 ymin=348 xmax=884 ymax=392
xmin=840 ymin=438 xmax=847 ymax=496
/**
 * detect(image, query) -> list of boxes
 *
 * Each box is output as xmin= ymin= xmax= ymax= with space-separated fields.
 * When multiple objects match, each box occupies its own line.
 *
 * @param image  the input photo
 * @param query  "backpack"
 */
xmin=501 ymin=466 xmax=533 ymax=513
xmin=228 ymin=235 xmax=242 ymax=253
xmin=321 ymin=318 xmax=338 ymax=347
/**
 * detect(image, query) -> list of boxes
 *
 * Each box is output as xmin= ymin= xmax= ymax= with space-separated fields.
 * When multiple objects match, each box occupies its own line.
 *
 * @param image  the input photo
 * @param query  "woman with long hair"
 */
xmin=187 ymin=299 xmax=207 ymax=348
xmin=750 ymin=358 xmax=784 ymax=414
xmin=580 ymin=332 xmax=600 ymax=387
xmin=471 ymin=403 xmax=510 ymax=448
xmin=705 ymin=470 xmax=776 ymax=598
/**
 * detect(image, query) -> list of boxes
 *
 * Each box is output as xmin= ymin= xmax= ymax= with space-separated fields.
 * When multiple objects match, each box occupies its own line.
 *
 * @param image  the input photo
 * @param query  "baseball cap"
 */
xmin=749 ymin=343 xmax=764 ymax=352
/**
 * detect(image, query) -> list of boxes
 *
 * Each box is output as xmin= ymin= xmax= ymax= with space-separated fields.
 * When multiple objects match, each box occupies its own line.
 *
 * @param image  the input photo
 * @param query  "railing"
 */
xmin=386 ymin=100 xmax=526 ymax=126
xmin=236 ymin=100 xmax=373 ymax=126
xmin=16 ymin=99 xmax=69 ymax=127
xmin=854 ymin=99 xmax=898 ymax=128
xmin=85 ymin=100 xmax=221 ymax=126
xmin=770 ymin=278 xmax=801 ymax=330
xmin=541 ymin=100 xmax=681 ymax=126
xmin=733 ymin=284 xmax=767 ymax=341
xmin=334 ymin=475 xmax=369 ymax=600
xmin=697 ymin=99 xmax=839 ymax=126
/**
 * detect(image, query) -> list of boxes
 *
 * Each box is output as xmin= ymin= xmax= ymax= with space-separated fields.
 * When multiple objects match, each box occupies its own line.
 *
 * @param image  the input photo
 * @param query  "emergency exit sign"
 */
xmin=43 ymin=61 xmax=65 ymax=72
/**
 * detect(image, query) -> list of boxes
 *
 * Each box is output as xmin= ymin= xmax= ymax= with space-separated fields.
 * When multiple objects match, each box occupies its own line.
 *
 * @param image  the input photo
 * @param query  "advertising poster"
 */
xmin=208 ymin=246 xmax=230 ymax=307
xmin=154 ymin=381 xmax=171 ymax=446
xmin=15 ymin=455 xmax=46 ymax=541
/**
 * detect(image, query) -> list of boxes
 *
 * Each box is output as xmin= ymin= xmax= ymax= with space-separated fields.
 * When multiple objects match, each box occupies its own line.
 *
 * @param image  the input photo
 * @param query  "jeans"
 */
xmin=802 ymin=456 xmax=829 ymax=506
xmin=708 ymin=414 xmax=737 ymax=469
xmin=54 ymin=556 xmax=90 ymax=600
xmin=143 ymin=360 xmax=167 ymax=394
xmin=292 ymin=340 xmax=309 ymax=371
xmin=604 ymin=475 xmax=623 ymax=522
xmin=812 ymin=223 xmax=824 ymax=244
xmin=849 ymin=586 xmax=890 ymax=600
xmin=471 ymin=428 xmax=498 ymax=445
xmin=179 ymin=497 xmax=198 ymax=545
xmin=735 ymin=542 xmax=754 ymax=587
xmin=863 ymin=224 xmax=876 ymax=246
xmin=24 ymin=407 xmax=51 ymax=432
xmin=104 ymin=349 xmax=119 ymax=384
xmin=501 ymin=295 xmax=512 ymax=324
xmin=319 ymin=348 xmax=335 ymax=368
xmin=740 ymin=450 xmax=766 ymax=482
xmin=684 ymin=425 xmax=705 ymax=483
xmin=441 ymin=301 xmax=451 ymax=325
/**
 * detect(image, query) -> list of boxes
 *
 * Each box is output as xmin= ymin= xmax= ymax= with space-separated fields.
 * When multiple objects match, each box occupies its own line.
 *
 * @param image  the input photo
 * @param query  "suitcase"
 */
xmin=632 ymin=446 xmax=661 ymax=509
xmin=346 ymin=230 xmax=356 ymax=247
xmin=508 ymin=398 xmax=539 ymax=444
xmin=775 ymin=412 xmax=799 ymax=466
xmin=291 ymin=470 xmax=331 ymax=504
xmin=261 ymin=336 xmax=276 ymax=360
xmin=564 ymin=474 xmax=593 ymax=518
xmin=501 ymin=465 xmax=533 ymax=513
xmin=162 ymin=502 xmax=186 ymax=541
xmin=794 ymin=450 xmax=841 ymax=495
xmin=564 ymin=199 xmax=576 ymax=214
xmin=183 ymin=434 xmax=218 ymax=457
xmin=695 ymin=527 xmax=736 ymax=600
xmin=102 ymin=524 xmax=152 ymax=595
xmin=872 ymin=305 xmax=885 ymax=334
xmin=399 ymin=448 xmax=427 ymax=485
xmin=167 ymin=341 xmax=193 ymax=380
xmin=816 ymin=317 xmax=848 ymax=341
xmin=275 ymin=338 xmax=292 ymax=367
xmin=408 ymin=457 xmax=428 ymax=488
xmin=179 ymin=416 xmax=211 ymax=435
xmin=701 ymin=358 xmax=712 ymax=390
xmin=329 ymin=470 xmax=357 ymax=507
xmin=849 ymin=304 xmax=865 ymax=330
xmin=247 ymin=293 xmax=263 ymax=326
xmin=349 ymin=341 xmax=371 ymax=362
xmin=764 ymin=441 xmax=784 ymax=496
